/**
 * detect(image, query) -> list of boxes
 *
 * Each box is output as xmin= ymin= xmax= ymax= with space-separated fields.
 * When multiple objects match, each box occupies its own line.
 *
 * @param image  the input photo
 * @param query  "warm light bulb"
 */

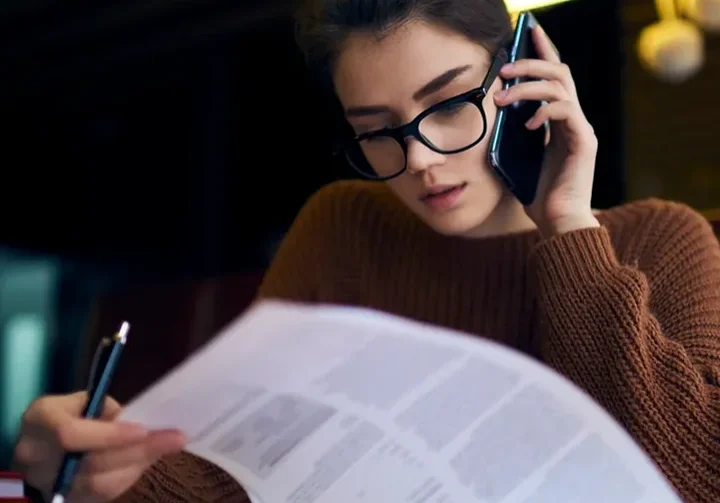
xmin=637 ymin=19 xmax=704 ymax=83
xmin=683 ymin=0 xmax=720 ymax=31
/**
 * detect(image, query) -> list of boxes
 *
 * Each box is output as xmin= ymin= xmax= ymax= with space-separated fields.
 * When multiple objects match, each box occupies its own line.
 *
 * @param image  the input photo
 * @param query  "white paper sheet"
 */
xmin=121 ymin=300 xmax=683 ymax=503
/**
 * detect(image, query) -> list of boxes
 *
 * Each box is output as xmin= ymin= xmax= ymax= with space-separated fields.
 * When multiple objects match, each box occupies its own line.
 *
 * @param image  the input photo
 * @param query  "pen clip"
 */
xmin=87 ymin=338 xmax=109 ymax=392
xmin=87 ymin=322 xmax=130 ymax=391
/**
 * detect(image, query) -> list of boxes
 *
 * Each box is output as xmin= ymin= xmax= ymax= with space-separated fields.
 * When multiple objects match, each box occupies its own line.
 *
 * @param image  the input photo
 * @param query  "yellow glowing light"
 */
xmin=504 ymin=0 xmax=574 ymax=12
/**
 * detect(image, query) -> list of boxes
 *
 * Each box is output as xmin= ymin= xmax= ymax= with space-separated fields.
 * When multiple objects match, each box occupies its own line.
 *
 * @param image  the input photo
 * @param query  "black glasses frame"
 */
xmin=339 ymin=48 xmax=508 ymax=181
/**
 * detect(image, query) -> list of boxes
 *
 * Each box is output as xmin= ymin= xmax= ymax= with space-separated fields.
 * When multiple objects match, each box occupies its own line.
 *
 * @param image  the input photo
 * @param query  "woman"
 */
xmin=13 ymin=0 xmax=720 ymax=502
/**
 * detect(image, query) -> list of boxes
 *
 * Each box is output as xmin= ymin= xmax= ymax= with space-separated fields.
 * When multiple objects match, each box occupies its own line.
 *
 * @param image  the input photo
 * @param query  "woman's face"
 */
xmin=333 ymin=21 xmax=520 ymax=238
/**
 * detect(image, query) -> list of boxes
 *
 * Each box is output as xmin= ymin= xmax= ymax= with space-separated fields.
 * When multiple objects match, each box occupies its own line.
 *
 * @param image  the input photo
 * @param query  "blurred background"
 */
xmin=0 ymin=0 xmax=718 ymax=468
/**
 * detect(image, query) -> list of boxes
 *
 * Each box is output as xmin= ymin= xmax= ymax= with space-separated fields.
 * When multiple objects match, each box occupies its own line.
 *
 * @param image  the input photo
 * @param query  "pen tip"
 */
xmin=51 ymin=494 xmax=65 ymax=503
xmin=118 ymin=321 xmax=130 ymax=342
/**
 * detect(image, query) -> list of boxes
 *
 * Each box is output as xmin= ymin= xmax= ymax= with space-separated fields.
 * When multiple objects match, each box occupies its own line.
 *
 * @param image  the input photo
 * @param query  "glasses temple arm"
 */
xmin=481 ymin=48 xmax=509 ymax=94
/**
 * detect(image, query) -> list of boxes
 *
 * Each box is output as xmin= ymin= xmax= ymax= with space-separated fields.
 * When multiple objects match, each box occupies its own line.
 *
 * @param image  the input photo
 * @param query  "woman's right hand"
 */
xmin=12 ymin=391 xmax=186 ymax=503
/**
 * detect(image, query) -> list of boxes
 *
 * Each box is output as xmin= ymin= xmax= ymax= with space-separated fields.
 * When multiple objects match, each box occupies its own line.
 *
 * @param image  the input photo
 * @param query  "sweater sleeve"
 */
xmin=117 ymin=183 xmax=355 ymax=503
xmin=530 ymin=202 xmax=720 ymax=503
xmin=114 ymin=452 xmax=250 ymax=503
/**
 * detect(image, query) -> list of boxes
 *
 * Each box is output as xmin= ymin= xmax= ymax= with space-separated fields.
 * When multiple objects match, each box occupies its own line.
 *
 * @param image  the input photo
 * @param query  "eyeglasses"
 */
xmin=338 ymin=48 xmax=508 ymax=181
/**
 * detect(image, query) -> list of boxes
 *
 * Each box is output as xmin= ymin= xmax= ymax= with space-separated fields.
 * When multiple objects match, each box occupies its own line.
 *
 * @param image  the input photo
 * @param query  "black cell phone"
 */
xmin=487 ymin=11 xmax=550 ymax=206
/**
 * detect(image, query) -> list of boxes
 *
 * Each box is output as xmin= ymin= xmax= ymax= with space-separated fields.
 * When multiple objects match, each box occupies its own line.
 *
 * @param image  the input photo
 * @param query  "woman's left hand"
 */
xmin=493 ymin=24 xmax=600 ymax=237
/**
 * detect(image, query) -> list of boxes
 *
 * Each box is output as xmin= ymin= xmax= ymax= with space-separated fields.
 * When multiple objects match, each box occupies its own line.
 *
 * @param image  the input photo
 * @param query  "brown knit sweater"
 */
xmin=119 ymin=181 xmax=720 ymax=503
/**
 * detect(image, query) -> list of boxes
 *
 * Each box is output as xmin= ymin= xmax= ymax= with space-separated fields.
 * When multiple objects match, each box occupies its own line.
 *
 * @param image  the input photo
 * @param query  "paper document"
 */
xmin=121 ymin=300 xmax=682 ymax=503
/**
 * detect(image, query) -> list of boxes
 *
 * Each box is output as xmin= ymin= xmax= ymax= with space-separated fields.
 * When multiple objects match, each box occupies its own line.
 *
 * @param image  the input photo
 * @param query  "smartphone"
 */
xmin=487 ymin=11 xmax=550 ymax=206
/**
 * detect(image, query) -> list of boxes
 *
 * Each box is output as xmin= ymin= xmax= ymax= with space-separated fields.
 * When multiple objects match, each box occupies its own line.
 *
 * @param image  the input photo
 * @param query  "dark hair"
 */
xmin=295 ymin=0 xmax=513 ymax=88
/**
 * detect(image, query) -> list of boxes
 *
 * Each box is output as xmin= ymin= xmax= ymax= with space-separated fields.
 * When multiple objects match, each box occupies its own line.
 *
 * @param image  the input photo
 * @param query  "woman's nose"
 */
xmin=405 ymin=137 xmax=446 ymax=175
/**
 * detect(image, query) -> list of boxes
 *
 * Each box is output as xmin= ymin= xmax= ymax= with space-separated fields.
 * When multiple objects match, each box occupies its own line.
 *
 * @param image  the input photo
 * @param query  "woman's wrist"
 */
xmin=539 ymin=213 xmax=601 ymax=238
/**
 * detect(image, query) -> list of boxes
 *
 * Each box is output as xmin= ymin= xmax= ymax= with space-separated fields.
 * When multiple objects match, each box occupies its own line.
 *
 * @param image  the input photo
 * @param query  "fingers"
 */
xmin=525 ymin=100 xmax=573 ymax=129
xmin=83 ymin=430 xmax=185 ymax=473
xmin=500 ymin=59 xmax=576 ymax=98
xmin=24 ymin=394 xmax=122 ymax=429
xmin=69 ymin=463 xmax=151 ymax=503
xmin=98 ymin=396 xmax=123 ymax=420
xmin=23 ymin=399 xmax=148 ymax=453
xmin=493 ymin=44 xmax=589 ymax=141
xmin=16 ymin=422 xmax=149 ymax=469
xmin=31 ymin=418 xmax=148 ymax=451
xmin=69 ymin=431 xmax=185 ymax=503
xmin=494 ymin=80 xmax=567 ymax=107
xmin=525 ymin=101 xmax=596 ymax=149
xmin=58 ymin=419 xmax=147 ymax=453
xmin=14 ymin=392 xmax=178 ymax=503
xmin=40 ymin=392 xmax=121 ymax=419
xmin=66 ymin=392 xmax=123 ymax=419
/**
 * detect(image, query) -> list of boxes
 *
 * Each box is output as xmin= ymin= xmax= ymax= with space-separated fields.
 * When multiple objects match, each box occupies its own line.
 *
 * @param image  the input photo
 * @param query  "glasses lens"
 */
xmin=418 ymin=102 xmax=485 ymax=152
xmin=346 ymin=134 xmax=405 ymax=179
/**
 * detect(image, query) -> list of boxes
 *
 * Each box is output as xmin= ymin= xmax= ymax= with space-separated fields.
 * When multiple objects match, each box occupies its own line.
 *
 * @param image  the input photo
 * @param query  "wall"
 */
xmin=622 ymin=2 xmax=720 ymax=210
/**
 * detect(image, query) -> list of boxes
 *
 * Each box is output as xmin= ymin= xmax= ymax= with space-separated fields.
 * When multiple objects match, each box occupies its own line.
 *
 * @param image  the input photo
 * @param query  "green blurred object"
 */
xmin=0 ymin=253 xmax=58 ymax=469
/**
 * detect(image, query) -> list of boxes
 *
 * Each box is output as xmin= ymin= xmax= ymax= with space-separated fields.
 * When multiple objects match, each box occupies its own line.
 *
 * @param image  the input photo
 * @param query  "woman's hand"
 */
xmin=493 ymin=25 xmax=600 ymax=237
xmin=12 ymin=391 xmax=185 ymax=503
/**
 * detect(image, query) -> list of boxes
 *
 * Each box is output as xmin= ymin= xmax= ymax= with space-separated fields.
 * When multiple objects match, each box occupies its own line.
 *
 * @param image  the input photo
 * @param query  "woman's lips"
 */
xmin=419 ymin=183 xmax=467 ymax=211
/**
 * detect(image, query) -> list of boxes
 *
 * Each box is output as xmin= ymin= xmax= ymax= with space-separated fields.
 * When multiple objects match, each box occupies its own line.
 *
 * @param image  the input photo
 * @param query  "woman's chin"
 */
xmin=415 ymin=195 xmax=531 ymax=239
xmin=418 ymin=207 xmax=494 ymax=238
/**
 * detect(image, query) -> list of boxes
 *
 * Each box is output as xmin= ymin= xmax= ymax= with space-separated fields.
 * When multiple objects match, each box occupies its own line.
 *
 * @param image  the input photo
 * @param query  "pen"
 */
xmin=50 ymin=321 xmax=130 ymax=503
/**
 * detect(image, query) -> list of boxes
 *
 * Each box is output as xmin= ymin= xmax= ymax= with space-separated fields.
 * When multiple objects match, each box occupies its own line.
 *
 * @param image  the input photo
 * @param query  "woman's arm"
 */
xmin=115 ymin=452 xmax=248 ymax=503
xmin=532 ymin=201 xmax=720 ymax=503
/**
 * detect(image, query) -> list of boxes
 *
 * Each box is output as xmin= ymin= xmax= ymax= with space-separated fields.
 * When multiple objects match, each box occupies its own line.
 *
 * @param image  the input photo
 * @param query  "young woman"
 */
xmin=14 ymin=0 xmax=720 ymax=502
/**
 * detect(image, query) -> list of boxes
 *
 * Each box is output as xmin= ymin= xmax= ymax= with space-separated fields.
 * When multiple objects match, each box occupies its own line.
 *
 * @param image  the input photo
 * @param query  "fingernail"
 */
xmin=150 ymin=429 xmax=187 ymax=452
xmin=495 ymin=90 xmax=506 ymax=99
xmin=152 ymin=428 xmax=185 ymax=438
xmin=501 ymin=63 xmax=513 ymax=72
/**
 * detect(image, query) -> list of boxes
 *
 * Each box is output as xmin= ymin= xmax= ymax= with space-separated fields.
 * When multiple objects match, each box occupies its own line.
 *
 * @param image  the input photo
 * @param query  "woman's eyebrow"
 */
xmin=412 ymin=64 xmax=473 ymax=101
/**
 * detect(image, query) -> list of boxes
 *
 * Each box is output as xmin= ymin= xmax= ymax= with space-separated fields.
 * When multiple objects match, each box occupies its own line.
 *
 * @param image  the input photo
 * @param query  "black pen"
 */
xmin=50 ymin=321 xmax=130 ymax=503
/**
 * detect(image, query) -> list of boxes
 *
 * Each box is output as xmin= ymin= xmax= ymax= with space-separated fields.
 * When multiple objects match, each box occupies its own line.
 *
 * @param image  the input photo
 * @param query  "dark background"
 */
xmin=623 ymin=0 xmax=720 ymax=208
xmin=0 ymin=0 xmax=624 ymax=277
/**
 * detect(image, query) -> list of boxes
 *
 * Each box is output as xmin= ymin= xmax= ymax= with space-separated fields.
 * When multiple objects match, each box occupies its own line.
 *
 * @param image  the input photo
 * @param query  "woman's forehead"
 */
xmin=333 ymin=21 xmax=492 ymax=108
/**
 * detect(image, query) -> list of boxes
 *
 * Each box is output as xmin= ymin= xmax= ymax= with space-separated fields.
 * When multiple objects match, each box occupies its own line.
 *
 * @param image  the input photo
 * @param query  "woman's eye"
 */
xmin=359 ymin=123 xmax=400 ymax=137
xmin=356 ymin=125 xmax=388 ymax=135
xmin=436 ymin=103 xmax=466 ymax=116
